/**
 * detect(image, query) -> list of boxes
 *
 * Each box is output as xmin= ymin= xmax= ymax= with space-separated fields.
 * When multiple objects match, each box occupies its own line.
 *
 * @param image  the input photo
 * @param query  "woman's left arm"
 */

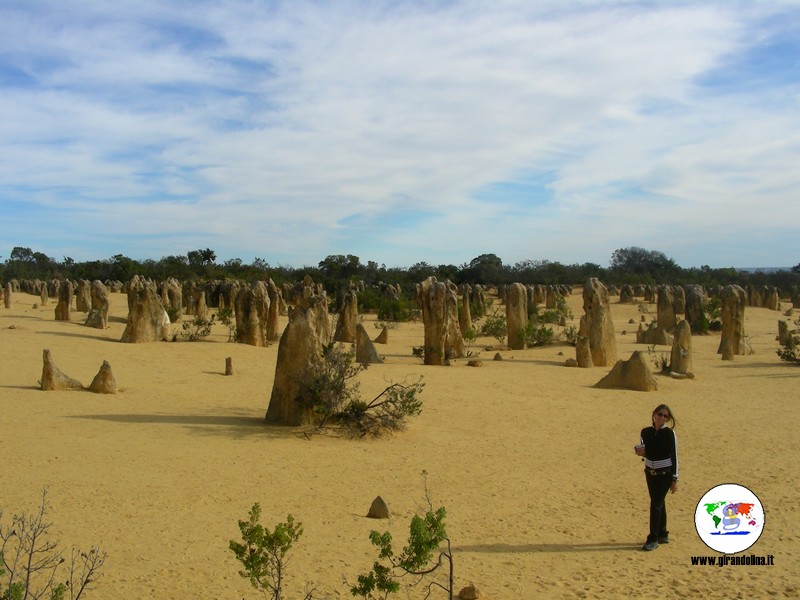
xmin=670 ymin=430 xmax=679 ymax=493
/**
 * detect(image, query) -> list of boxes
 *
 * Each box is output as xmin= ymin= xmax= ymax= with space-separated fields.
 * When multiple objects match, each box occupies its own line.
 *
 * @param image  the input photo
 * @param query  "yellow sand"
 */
xmin=1 ymin=289 xmax=798 ymax=599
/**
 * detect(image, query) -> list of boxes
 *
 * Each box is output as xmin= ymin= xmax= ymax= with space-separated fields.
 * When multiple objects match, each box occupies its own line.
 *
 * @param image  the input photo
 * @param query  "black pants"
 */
xmin=645 ymin=471 xmax=673 ymax=542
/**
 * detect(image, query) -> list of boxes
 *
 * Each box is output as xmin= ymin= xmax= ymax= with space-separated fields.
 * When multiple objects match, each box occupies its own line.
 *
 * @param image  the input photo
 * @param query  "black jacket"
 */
xmin=640 ymin=425 xmax=679 ymax=480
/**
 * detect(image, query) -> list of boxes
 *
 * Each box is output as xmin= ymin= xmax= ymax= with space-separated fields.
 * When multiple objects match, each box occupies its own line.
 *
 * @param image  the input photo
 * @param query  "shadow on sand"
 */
xmin=0 ymin=384 xmax=41 ymax=391
xmin=35 ymin=330 xmax=118 ymax=342
xmin=456 ymin=541 xmax=640 ymax=554
xmin=68 ymin=411 xmax=298 ymax=439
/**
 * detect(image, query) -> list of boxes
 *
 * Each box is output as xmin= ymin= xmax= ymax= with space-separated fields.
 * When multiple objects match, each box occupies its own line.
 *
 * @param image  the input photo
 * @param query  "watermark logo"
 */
xmin=694 ymin=483 xmax=764 ymax=554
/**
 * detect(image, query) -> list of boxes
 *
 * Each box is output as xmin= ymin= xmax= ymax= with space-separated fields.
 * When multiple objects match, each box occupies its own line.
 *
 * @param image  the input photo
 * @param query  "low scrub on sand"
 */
xmin=1 ymin=489 xmax=106 ymax=600
xmin=302 ymin=343 xmax=424 ymax=438
xmin=178 ymin=314 xmax=216 ymax=341
xmin=229 ymin=505 xmax=313 ymax=600
xmin=478 ymin=310 xmax=507 ymax=345
xmin=232 ymin=474 xmax=455 ymax=600
xmin=352 ymin=473 xmax=454 ymax=600
xmin=776 ymin=328 xmax=800 ymax=366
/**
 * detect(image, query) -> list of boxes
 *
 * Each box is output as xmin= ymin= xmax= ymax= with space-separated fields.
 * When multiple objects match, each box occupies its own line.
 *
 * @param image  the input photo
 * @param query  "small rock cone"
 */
xmin=367 ymin=496 xmax=390 ymax=519
xmin=374 ymin=326 xmax=389 ymax=344
xmin=88 ymin=361 xmax=117 ymax=394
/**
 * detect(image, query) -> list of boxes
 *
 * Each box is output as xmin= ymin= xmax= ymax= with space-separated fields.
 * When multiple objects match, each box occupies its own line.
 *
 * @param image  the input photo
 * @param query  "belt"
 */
xmin=646 ymin=468 xmax=670 ymax=476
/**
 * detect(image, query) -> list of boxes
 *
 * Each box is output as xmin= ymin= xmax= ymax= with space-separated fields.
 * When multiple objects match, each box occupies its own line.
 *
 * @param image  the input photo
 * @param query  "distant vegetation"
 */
xmin=1 ymin=246 xmax=798 ymax=293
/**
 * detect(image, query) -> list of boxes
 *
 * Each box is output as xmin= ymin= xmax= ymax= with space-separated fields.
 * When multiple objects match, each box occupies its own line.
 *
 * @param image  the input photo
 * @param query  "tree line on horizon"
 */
xmin=2 ymin=246 xmax=799 ymax=293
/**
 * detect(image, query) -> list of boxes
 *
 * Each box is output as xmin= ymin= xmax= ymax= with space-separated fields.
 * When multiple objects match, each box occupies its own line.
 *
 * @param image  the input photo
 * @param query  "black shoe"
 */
xmin=642 ymin=540 xmax=659 ymax=551
xmin=658 ymin=535 xmax=669 ymax=544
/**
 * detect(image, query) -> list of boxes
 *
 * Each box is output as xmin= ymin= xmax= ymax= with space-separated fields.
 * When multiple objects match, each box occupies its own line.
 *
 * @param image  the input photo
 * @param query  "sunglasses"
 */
xmin=656 ymin=412 xmax=670 ymax=418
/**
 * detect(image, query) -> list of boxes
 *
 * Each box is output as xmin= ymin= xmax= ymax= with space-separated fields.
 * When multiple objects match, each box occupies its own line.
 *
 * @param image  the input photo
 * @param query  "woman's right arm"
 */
xmin=634 ymin=431 xmax=646 ymax=456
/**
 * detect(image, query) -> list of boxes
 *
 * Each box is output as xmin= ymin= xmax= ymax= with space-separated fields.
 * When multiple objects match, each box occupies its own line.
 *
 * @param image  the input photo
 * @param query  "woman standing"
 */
xmin=634 ymin=404 xmax=679 ymax=551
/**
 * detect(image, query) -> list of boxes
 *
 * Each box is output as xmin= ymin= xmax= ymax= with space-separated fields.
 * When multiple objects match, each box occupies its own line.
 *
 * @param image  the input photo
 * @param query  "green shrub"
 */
xmin=338 ymin=381 xmax=424 ymax=438
xmin=356 ymin=287 xmax=382 ymax=313
xmin=358 ymin=289 xmax=417 ymax=322
xmin=304 ymin=343 xmax=424 ymax=437
xmin=689 ymin=297 xmax=722 ymax=334
xmin=217 ymin=307 xmax=237 ymax=342
xmin=467 ymin=300 xmax=479 ymax=318
xmin=637 ymin=302 xmax=653 ymax=317
xmin=554 ymin=294 xmax=574 ymax=321
xmin=520 ymin=301 xmax=567 ymax=347
xmin=179 ymin=314 xmax=216 ymax=341
xmin=352 ymin=474 xmax=452 ymax=599
xmin=647 ymin=344 xmax=670 ymax=373
xmin=462 ymin=328 xmax=477 ymax=356
xmin=479 ymin=311 xmax=507 ymax=344
xmin=563 ymin=324 xmax=578 ymax=346
xmin=229 ymin=505 xmax=305 ymax=600
xmin=690 ymin=315 xmax=708 ymax=335
xmin=376 ymin=298 xmax=417 ymax=322
xmin=469 ymin=298 xmax=491 ymax=319
xmin=529 ymin=295 xmax=572 ymax=325
xmin=776 ymin=334 xmax=800 ymax=365
xmin=705 ymin=297 xmax=722 ymax=332
xmin=304 ymin=343 xmax=363 ymax=425
xmin=538 ymin=309 xmax=561 ymax=324
xmin=519 ymin=321 xmax=556 ymax=347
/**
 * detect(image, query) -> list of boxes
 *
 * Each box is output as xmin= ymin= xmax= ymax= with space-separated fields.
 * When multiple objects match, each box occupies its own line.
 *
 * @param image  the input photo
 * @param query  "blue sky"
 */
xmin=1 ymin=1 xmax=798 ymax=269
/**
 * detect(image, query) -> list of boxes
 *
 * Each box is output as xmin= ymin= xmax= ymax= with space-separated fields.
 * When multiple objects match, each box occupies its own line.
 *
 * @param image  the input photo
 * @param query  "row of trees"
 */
xmin=2 ymin=246 xmax=798 ymax=292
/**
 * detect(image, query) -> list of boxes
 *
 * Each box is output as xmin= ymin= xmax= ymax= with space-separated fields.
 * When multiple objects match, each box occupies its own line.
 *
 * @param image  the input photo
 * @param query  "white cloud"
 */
xmin=1 ymin=1 xmax=798 ymax=267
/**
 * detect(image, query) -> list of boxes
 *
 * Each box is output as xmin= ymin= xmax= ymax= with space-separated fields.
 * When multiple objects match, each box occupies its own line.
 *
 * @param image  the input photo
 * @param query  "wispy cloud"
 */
xmin=1 ymin=0 xmax=798 ymax=268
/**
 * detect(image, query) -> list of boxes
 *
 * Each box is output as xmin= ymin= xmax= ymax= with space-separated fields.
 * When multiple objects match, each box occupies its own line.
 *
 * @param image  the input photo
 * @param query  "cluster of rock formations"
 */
xmin=121 ymin=275 xmax=171 ymax=343
xmin=626 ymin=282 xmax=759 ymax=361
xmin=40 ymin=349 xmax=117 ymax=394
xmin=105 ymin=275 xmax=288 ymax=346
xmin=159 ymin=278 xmax=183 ymax=322
xmin=5 ymin=269 xmax=797 ymax=409
xmin=11 ymin=278 xmax=124 ymax=302
xmin=635 ymin=285 xmax=684 ymax=345
xmin=554 ymin=277 xmax=753 ymax=388
xmin=496 ymin=283 xmax=571 ymax=308
xmin=617 ymin=281 xmax=791 ymax=311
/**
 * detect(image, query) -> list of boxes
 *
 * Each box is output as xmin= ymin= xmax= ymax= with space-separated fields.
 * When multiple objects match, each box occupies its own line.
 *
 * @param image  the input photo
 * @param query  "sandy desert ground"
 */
xmin=1 ymin=286 xmax=798 ymax=599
